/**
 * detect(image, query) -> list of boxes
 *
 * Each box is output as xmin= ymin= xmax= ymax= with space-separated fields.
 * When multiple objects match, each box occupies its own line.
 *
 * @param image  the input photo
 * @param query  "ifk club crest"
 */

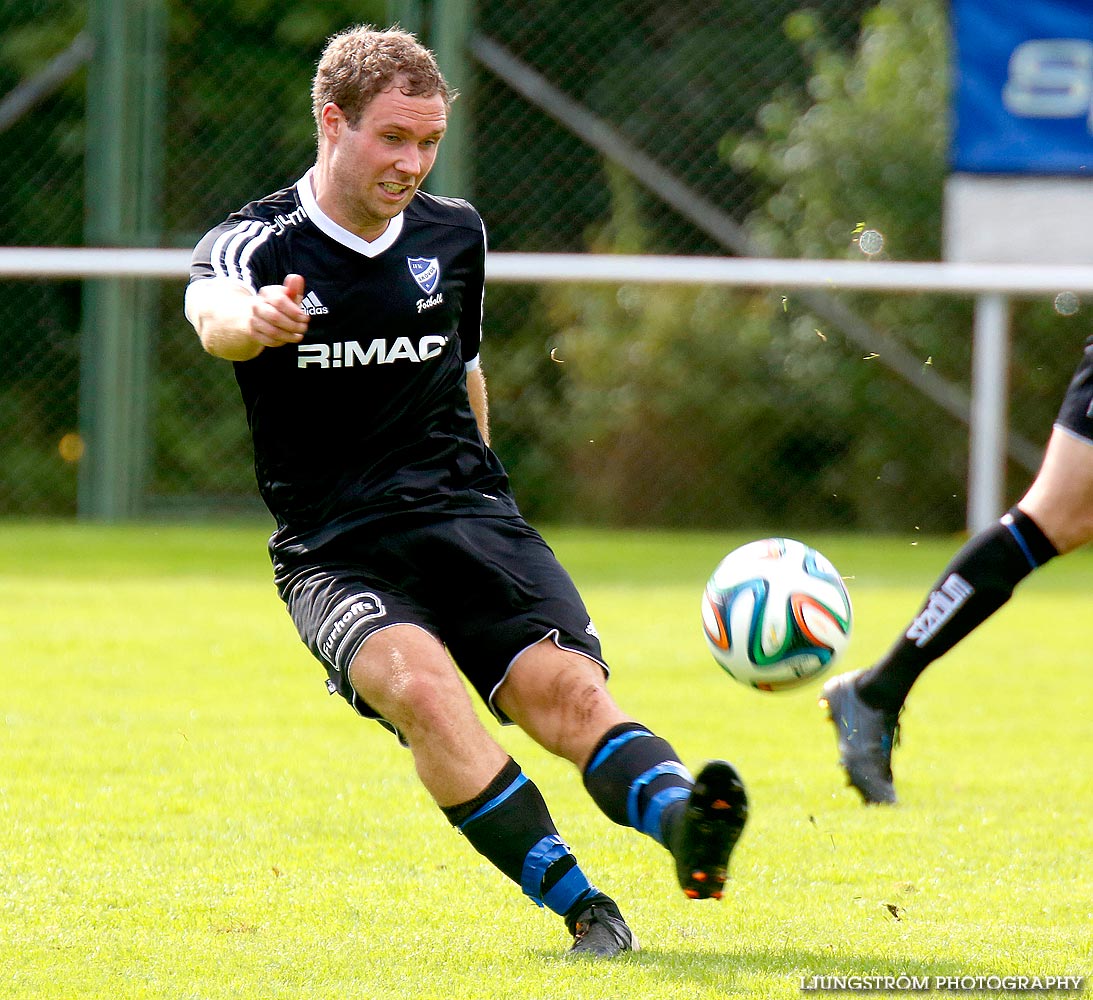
xmin=407 ymin=256 xmax=440 ymax=294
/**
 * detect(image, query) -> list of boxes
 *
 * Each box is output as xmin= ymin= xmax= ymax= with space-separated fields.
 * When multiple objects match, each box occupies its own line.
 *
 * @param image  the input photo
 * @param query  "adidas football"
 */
xmin=700 ymin=537 xmax=852 ymax=691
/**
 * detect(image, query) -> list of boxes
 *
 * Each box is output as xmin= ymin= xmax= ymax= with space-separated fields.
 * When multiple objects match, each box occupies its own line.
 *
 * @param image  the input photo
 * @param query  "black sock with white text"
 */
xmin=856 ymin=508 xmax=1057 ymax=713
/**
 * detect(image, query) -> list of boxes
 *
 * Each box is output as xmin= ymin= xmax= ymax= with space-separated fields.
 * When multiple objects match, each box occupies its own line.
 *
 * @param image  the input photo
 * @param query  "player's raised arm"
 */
xmin=185 ymin=273 xmax=309 ymax=362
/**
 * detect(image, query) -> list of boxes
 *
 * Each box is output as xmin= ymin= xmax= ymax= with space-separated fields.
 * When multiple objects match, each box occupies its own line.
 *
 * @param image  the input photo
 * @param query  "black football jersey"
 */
xmin=188 ymin=170 xmax=519 ymax=555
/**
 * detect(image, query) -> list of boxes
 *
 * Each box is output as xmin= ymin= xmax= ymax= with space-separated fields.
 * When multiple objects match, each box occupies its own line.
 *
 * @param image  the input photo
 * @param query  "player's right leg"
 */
xmin=347 ymin=624 xmax=509 ymax=800
xmin=347 ymin=626 xmax=634 ymax=957
xmin=275 ymin=553 xmax=631 ymax=956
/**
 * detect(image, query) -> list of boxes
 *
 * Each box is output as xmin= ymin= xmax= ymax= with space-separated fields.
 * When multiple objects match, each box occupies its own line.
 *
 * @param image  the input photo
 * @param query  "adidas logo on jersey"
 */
xmin=301 ymin=291 xmax=329 ymax=316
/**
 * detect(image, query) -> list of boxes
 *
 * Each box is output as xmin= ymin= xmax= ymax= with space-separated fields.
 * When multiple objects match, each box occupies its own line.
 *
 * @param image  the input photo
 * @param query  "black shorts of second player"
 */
xmin=1054 ymin=335 xmax=1093 ymax=445
xmin=273 ymin=514 xmax=607 ymax=729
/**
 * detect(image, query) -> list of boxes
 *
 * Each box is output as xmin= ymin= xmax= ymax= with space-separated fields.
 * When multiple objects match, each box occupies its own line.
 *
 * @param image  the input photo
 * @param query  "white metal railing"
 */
xmin=5 ymin=246 xmax=1093 ymax=293
xmin=5 ymin=246 xmax=1093 ymax=530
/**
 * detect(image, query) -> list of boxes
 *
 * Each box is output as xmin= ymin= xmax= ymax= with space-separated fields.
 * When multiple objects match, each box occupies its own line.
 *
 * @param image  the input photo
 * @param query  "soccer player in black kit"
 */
xmin=184 ymin=24 xmax=746 ymax=957
xmin=821 ymin=338 xmax=1093 ymax=804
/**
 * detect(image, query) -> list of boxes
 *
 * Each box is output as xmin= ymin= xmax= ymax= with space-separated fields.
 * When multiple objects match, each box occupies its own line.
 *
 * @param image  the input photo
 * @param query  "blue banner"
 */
xmin=952 ymin=0 xmax=1093 ymax=173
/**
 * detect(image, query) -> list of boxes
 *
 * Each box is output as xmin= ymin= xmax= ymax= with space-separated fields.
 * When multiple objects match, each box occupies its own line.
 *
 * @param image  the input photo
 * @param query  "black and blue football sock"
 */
xmin=442 ymin=757 xmax=604 ymax=924
xmin=857 ymin=507 xmax=1058 ymax=713
xmin=581 ymin=722 xmax=693 ymax=849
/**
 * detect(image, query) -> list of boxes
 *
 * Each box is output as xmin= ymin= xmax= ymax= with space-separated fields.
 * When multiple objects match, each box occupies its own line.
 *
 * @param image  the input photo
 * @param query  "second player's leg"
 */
xmin=1018 ymin=427 xmax=1093 ymax=555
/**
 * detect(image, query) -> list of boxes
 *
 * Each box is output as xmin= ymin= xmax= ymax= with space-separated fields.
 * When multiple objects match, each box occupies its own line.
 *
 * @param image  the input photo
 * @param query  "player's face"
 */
xmin=319 ymin=84 xmax=447 ymax=240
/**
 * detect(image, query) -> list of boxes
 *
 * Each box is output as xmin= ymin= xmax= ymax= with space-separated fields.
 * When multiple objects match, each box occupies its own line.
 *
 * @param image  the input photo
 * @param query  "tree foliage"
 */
xmin=3 ymin=0 xmax=1077 ymax=520
xmin=490 ymin=0 xmax=1072 ymax=532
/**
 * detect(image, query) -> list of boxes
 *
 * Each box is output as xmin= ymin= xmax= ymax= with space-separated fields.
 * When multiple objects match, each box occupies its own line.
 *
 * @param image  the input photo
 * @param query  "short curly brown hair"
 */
xmin=311 ymin=25 xmax=454 ymax=131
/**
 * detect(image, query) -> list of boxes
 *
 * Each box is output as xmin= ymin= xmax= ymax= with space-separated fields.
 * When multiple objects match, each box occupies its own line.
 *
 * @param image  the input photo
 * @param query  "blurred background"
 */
xmin=0 ymin=0 xmax=1084 ymax=531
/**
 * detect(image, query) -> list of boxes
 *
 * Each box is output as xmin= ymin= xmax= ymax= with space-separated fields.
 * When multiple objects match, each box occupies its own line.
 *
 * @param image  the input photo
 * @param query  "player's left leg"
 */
xmin=495 ymin=640 xmax=747 ymax=901
xmin=439 ymin=514 xmax=747 ymax=900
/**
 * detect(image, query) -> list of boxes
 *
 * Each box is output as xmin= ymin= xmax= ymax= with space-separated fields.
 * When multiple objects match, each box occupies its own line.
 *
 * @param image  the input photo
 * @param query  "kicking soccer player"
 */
xmin=821 ymin=336 xmax=1093 ymax=803
xmin=183 ymin=24 xmax=747 ymax=956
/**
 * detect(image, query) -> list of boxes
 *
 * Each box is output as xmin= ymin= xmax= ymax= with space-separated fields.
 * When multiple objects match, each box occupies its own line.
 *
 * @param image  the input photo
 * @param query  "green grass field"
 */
xmin=1 ymin=521 xmax=1090 ymax=999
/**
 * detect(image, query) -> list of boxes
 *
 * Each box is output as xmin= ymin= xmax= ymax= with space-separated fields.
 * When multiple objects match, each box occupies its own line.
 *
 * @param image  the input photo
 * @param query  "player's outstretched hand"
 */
xmin=251 ymin=273 xmax=309 ymax=348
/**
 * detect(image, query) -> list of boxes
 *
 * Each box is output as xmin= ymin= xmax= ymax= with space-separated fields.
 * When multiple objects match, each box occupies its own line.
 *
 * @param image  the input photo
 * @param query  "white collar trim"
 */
xmin=296 ymin=168 xmax=404 ymax=258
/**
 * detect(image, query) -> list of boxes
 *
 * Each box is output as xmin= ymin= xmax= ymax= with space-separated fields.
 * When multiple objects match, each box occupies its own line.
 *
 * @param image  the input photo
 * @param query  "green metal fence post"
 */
xmin=386 ymin=0 xmax=425 ymax=34
xmin=429 ymin=0 xmax=472 ymax=198
xmin=383 ymin=1 xmax=470 ymax=198
xmin=78 ymin=0 xmax=165 ymax=520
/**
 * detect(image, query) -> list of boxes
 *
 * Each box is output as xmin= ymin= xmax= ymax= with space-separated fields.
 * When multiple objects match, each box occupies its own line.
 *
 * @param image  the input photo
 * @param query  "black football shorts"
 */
xmin=272 ymin=515 xmax=607 ymax=731
xmin=1054 ymin=335 xmax=1093 ymax=445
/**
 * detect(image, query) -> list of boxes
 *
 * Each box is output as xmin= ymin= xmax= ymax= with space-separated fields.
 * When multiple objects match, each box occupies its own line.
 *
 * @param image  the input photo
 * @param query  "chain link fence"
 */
xmin=0 ymin=0 xmax=1079 ymax=529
